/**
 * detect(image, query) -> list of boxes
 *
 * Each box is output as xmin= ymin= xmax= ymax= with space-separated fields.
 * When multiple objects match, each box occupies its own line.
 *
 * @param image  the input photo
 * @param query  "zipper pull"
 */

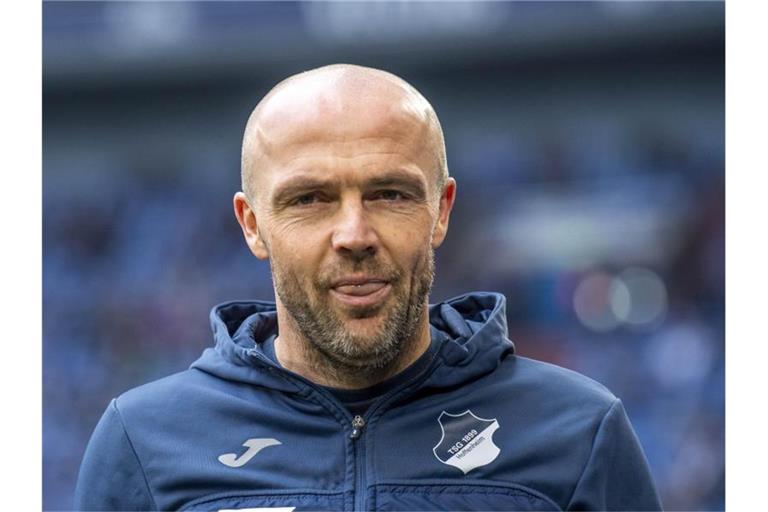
xmin=349 ymin=415 xmax=366 ymax=439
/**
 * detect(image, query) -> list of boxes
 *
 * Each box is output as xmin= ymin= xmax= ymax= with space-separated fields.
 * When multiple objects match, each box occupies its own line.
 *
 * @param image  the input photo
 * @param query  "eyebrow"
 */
xmin=270 ymin=169 xmax=427 ymax=206
xmin=270 ymin=176 xmax=338 ymax=207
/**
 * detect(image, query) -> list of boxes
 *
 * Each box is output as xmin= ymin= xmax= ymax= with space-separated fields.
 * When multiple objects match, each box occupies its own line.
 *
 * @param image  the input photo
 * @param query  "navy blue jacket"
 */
xmin=75 ymin=292 xmax=662 ymax=511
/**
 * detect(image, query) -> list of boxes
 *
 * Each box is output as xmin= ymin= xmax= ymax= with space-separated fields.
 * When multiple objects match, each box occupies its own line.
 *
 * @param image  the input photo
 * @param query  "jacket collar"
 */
xmin=191 ymin=292 xmax=514 ymax=392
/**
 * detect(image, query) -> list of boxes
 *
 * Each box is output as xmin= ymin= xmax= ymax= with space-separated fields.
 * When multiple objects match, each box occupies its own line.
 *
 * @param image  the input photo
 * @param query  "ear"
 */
xmin=233 ymin=192 xmax=270 ymax=260
xmin=431 ymin=177 xmax=457 ymax=249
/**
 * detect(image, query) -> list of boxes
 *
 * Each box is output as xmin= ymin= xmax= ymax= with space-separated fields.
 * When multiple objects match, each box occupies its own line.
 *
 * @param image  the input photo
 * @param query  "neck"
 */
xmin=273 ymin=310 xmax=431 ymax=390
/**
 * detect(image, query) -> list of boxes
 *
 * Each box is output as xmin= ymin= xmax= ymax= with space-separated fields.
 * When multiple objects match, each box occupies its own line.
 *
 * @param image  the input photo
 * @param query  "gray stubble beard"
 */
xmin=272 ymin=250 xmax=435 ymax=386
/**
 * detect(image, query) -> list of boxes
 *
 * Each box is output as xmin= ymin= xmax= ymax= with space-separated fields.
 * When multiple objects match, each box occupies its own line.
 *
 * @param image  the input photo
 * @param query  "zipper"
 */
xmin=351 ymin=415 xmax=367 ymax=511
xmin=247 ymin=350 xmax=367 ymax=509
xmin=247 ymin=344 xmax=444 ymax=512
xmin=350 ymin=415 xmax=366 ymax=439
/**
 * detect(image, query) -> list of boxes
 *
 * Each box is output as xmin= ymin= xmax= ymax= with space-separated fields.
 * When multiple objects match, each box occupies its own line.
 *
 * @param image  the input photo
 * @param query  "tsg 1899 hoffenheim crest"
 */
xmin=433 ymin=410 xmax=500 ymax=474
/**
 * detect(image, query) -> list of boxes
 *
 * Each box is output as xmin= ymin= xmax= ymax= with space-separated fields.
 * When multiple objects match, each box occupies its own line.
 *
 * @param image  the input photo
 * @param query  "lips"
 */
xmin=330 ymin=277 xmax=391 ymax=307
xmin=334 ymin=281 xmax=387 ymax=296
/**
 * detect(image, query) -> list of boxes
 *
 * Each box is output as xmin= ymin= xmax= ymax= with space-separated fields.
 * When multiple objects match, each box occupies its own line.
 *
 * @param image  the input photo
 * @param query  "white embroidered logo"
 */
xmin=218 ymin=438 xmax=281 ymax=468
xmin=433 ymin=410 xmax=500 ymax=474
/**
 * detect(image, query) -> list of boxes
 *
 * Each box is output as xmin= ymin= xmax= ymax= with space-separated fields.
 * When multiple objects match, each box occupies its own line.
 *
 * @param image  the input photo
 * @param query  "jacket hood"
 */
xmin=190 ymin=292 xmax=515 ymax=392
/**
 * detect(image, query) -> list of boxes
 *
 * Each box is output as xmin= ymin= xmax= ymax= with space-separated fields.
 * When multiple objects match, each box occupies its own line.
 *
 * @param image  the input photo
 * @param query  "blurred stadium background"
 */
xmin=43 ymin=2 xmax=724 ymax=510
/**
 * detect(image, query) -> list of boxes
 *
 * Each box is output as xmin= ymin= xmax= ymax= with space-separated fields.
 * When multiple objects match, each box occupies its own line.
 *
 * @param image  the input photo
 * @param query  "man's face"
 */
xmin=244 ymin=90 xmax=453 ymax=373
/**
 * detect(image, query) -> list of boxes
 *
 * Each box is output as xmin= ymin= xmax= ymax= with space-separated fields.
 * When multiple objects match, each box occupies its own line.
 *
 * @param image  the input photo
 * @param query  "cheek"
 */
xmin=268 ymin=228 xmax=326 ymax=277
xmin=380 ymin=223 xmax=433 ymax=268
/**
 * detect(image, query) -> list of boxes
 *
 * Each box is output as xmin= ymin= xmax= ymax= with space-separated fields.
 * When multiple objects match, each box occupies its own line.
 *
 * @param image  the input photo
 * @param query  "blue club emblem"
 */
xmin=433 ymin=410 xmax=500 ymax=474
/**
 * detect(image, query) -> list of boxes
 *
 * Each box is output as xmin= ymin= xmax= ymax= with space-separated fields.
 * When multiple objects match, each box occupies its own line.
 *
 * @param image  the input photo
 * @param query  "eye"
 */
xmin=293 ymin=193 xmax=321 ymax=206
xmin=374 ymin=190 xmax=406 ymax=201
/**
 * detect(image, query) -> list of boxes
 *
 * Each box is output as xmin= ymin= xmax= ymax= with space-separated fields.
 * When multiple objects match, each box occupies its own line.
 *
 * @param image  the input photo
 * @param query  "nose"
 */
xmin=331 ymin=199 xmax=379 ymax=260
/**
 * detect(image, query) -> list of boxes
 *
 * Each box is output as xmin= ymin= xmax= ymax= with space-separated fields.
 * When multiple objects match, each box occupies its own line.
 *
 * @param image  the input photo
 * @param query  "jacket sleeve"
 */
xmin=74 ymin=399 xmax=157 ymax=511
xmin=566 ymin=399 xmax=663 ymax=511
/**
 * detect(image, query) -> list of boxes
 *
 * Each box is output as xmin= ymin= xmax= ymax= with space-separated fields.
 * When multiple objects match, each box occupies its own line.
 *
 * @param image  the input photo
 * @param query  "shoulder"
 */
xmin=494 ymin=354 xmax=618 ymax=419
xmin=512 ymin=355 xmax=615 ymax=399
xmin=112 ymin=366 xmax=219 ymax=423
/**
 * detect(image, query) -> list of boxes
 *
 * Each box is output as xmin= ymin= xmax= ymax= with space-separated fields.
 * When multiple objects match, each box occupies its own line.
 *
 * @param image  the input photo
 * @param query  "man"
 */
xmin=75 ymin=64 xmax=662 ymax=511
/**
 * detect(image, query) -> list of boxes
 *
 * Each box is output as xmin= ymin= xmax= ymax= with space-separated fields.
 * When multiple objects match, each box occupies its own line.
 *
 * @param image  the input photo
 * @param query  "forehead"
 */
xmin=250 ymin=76 xmax=436 ymax=179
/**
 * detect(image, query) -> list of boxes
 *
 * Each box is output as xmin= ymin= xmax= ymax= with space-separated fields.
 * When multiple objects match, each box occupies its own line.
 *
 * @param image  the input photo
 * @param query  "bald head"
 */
xmin=240 ymin=64 xmax=448 ymax=204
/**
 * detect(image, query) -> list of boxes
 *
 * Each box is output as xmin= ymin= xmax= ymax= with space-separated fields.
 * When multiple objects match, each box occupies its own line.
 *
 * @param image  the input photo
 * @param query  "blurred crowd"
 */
xmin=43 ymin=2 xmax=724 ymax=510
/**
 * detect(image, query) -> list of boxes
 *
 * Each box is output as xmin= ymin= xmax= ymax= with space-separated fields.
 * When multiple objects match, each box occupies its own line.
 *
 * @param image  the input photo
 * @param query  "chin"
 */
xmin=333 ymin=350 xmax=400 ymax=373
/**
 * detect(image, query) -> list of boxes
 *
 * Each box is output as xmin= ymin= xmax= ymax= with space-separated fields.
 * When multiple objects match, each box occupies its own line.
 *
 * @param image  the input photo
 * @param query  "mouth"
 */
xmin=329 ymin=277 xmax=392 ymax=308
